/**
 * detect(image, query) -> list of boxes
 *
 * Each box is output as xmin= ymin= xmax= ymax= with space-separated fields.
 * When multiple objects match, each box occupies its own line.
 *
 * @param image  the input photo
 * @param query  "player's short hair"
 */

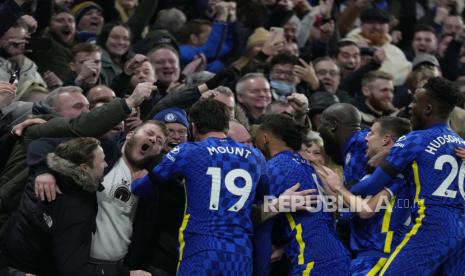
xmin=189 ymin=98 xmax=230 ymax=134
xmin=259 ymin=114 xmax=303 ymax=151
xmin=375 ymin=116 xmax=412 ymax=141
xmin=423 ymin=77 xmax=462 ymax=118
xmin=362 ymin=71 xmax=393 ymax=87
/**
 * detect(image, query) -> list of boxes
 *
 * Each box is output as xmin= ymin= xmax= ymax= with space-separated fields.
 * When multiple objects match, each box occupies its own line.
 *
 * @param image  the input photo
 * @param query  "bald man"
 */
xmin=317 ymin=103 xmax=368 ymax=187
xmin=227 ymin=120 xmax=252 ymax=146
xmin=86 ymin=85 xmax=116 ymax=108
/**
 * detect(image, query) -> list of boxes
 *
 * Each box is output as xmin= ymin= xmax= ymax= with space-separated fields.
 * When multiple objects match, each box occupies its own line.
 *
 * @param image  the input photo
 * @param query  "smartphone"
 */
xmin=9 ymin=66 xmax=19 ymax=84
xmin=270 ymin=27 xmax=285 ymax=45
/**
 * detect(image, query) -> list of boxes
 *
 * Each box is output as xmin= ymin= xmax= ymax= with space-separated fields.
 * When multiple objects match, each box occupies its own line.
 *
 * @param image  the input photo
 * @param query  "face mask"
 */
xmin=270 ymin=80 xmax=295 ymax=96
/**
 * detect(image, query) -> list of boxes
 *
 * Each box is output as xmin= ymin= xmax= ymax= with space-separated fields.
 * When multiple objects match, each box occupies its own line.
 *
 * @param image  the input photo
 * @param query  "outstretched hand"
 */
xmin=278 ymin=182 xmax=319 ymax=211
xmin=315 ymin=165 xmax=344 ymax=194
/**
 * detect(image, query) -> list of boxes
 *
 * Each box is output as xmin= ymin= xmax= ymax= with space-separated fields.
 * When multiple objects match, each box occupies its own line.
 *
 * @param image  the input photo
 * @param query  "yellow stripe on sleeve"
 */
xmin=366 ymin=257 xmax=387 ymax=276
xmin=178 ymin=213 xmax=190 ymax=261
xmin=286 ymin=213 xmax=306 ymax=265
xmin=381 ymin=196 xmax=396 ymax=254
xmin=177 ymin=182 xmax=189 ymax=274
xmin=303 ymin=261 xmax=314 ymax=276
xmin=380 ymin=162 xmax=426 ymax=275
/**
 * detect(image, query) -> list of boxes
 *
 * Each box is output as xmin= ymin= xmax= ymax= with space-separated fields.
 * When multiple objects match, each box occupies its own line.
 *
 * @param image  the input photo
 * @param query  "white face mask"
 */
xmin=270 ymin=79 xmax=295 ymax=96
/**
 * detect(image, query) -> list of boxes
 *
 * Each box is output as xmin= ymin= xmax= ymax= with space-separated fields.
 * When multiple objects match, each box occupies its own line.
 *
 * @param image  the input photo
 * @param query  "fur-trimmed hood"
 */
xmin=46 ymin=153 xmax=100 ymax=193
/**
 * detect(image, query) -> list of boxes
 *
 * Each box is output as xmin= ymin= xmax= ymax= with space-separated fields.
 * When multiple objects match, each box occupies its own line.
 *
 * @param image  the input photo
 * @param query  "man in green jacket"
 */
xmin=0 ymin=82 xmax=155 ymax=228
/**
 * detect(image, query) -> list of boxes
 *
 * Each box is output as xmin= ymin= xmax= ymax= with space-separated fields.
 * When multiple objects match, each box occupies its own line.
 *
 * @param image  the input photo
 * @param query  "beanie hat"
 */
xmin=360 ymin=7 xmax=390 ymax=23
xmin=153 ymin=108 xmax=189 ymax=129
xmin=246 ymin=27 xmax=270 ymax=51
xmin=71 ymin=1 xmax=103 ymax=25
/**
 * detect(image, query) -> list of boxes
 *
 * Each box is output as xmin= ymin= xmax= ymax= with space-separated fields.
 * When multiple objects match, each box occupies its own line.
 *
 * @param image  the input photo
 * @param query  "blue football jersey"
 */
xmin=343 ymin=130 xmax=369 ymax=187
xmin=377 ymin=124 xmax=465 ymax=276
xmin=267 ymin=151 xmax=350 ymax=273
xmin=350 ymin=175 xmax=412 ymax=257
xmin=384 ymin=124 xmax=465 ymax=221
xmin=132 ymin=137 xmax=268 ymax=260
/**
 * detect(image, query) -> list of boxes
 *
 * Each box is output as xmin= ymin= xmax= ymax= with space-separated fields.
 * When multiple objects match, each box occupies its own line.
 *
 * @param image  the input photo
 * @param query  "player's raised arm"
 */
xmin=257 ymin=183 xmax=319 ymax=222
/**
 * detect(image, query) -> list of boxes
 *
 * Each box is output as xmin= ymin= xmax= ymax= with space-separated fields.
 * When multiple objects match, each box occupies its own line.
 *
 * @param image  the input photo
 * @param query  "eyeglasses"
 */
xmin=168 ymin=128 xmax=188 ymax=137
xmin=315 ymin=70 xmax=339 ymax=77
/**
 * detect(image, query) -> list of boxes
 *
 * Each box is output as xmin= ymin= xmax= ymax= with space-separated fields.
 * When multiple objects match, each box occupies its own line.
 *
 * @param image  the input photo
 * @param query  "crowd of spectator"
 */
xmin=0 ymin=0 xmax=464 ymax=275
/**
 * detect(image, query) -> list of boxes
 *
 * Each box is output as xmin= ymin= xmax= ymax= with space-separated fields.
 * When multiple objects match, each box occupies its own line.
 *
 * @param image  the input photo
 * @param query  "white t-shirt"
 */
xmin=91 ymin=158 xmax=139 ymax=261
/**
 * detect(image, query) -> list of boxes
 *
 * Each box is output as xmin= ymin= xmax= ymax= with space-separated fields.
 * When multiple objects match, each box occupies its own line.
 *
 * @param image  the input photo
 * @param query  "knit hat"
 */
xmin=360 ymin=7 xmax=390 ymax=23
xmin=71 ymin=1 xmax=103 ymax=24
xmin=246 ymin=27 xmax=270 ymax=50
xmin=153 ymin=108 xmax=189 ymax=129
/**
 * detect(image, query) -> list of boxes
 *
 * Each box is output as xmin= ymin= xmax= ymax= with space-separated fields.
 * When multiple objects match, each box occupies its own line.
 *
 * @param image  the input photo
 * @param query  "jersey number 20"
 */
xmin=432 ymin=154 xmax=465 ymax=199
xmin=207 ymin=167 xmax=253 ymax=212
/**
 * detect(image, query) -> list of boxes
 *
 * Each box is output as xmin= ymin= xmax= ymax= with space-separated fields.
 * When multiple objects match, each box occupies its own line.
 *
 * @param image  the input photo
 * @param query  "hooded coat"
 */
xmin=1 ymin=152 xmax=129 ymax=276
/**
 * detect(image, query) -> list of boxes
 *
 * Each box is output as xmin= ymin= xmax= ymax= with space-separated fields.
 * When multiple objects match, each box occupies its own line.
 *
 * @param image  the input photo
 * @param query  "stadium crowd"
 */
xmin=0 ymin=0 xmax=464 ymax=275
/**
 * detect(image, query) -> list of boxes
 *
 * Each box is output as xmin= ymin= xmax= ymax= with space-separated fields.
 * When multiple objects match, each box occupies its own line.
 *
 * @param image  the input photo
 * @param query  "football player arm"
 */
xmin=131 ymin=150 xmax=182 ymax=196
xmin=347 ymin=165 xmax=396 ymax=197
xmin=255 ymin=183 xmax=318 ymax=223
xmin=317 ymin=165 xmax=395 ymax=218
xmin=131 ymin=171 xmax=157 ymax=196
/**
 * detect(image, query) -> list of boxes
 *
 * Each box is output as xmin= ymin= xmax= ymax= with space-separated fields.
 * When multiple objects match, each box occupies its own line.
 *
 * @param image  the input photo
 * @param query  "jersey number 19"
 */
xmin=207 ymin=167 xmax=253 ymax=212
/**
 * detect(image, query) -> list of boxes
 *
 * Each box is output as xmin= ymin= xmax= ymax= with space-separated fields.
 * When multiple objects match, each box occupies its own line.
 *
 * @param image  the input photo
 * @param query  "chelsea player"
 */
xmin=318 ymin=103 xmax=369 ymax=188
xmin=255 ymin=114 xmax=350 ymax=275
xmin=319 ymin=117 xmax=413 ymax=275
xmin=131 ymin=99 xmax=313 ymax=275
xmin=321 ymin=77 xmax=465 ymax=275
xmin=132 ymin=99 xmax=265 ymax=274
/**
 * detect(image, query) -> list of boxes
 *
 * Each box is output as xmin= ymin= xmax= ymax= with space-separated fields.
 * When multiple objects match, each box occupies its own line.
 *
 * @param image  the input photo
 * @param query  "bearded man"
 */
xmin=345 ymin=7 xmax=411 ymax=85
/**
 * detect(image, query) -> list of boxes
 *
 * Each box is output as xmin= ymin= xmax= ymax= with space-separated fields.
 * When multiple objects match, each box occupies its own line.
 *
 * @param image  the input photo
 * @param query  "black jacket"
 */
xmin=1 ymin=150 xmax=129 ymax=276
xmin=9 ymin=136 xmax=160 ymax=272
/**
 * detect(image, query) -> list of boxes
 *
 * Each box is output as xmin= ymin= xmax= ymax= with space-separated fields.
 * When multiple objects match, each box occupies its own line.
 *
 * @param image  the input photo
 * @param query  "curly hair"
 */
xmin=424 ymin=77 xmax=462 ymax=118
xmin=259 ymin=114 xmax=303 ymax=151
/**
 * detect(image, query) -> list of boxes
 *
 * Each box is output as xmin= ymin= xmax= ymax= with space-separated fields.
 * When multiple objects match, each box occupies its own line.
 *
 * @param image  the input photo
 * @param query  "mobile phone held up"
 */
xmin=269 ymin=27 xmax=285 ymax=45
xmin=9 ymin=66 xmax=20 ymax=84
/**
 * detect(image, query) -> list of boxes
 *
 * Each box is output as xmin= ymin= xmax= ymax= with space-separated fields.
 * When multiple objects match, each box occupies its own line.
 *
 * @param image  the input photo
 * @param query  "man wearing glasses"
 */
xmin=153 ymin=107 xmax=189 ymax=152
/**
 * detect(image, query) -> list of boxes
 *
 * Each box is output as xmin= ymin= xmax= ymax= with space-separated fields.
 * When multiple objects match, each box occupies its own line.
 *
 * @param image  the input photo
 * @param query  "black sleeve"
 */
xmin=33 ymin=0 xmax=53 ymax=33
xmin=95 ymin=0 xmax=119 ymax=23
xmin=0 ymin=132 xmax=18 ymax=173
xmin=126 ymin=0 xmax=160 ymax=42
xmin=0 ymin=0 xmax=24 ymax=37
xmin=51 ymin=199 xmax=130 ymax=276
xmin=26 ymin=138 xmax=67 ymax=177
xmin=125 ymin=188 xmax=159 ymax=270
xmin=144 ymin=86 xmax=201 ymax=120
xmin=110 ymin=72 xmax=132 ymax=98
xmin=441 ymin=39 xmax=463 ymax=81
xmin=339 ymin=60 xmax=381 ymax=97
